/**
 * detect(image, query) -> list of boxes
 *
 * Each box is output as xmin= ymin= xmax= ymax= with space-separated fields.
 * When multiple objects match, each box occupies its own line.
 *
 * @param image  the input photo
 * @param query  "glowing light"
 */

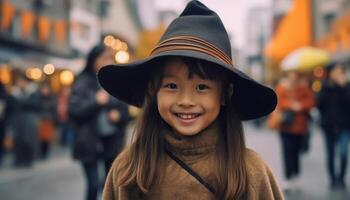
xmin=312 ymin=80 xmax=322 ymax=92
xmin=115 ymin=51 xmax=130 ymax=64
xmin=120 ymin=42 xmax=128 ymax=51
xmin=111 ymin=39 xmax=122 ymax=50
xmin=60 ymin=70 xmax=74 ymax=85
xmin=313 ymin=66 xmax=324 ymax=78
xmin=43 ymin=64 xmax=55 ymax=75
xmin=30 ymin=68 xmax=43 ymax=80
xmin=25 ymin=68 xmax=32 ymax=79
xmin=104 ymin=35 xmax=115 ymax=46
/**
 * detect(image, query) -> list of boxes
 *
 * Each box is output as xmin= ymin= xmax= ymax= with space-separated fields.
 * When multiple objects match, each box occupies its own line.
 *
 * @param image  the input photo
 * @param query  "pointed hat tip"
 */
xmin=180 ymin=0 xmax=216 ymax=17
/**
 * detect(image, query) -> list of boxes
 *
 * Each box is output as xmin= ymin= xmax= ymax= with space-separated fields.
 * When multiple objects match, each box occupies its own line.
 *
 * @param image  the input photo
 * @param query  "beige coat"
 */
xmin=102 ymin=124 xmax=283 ymax=200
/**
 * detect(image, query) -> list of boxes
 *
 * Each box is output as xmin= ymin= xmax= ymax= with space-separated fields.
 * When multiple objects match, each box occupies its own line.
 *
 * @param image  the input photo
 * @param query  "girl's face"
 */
xmin=157 ymin=58 xmax=222 ymax=136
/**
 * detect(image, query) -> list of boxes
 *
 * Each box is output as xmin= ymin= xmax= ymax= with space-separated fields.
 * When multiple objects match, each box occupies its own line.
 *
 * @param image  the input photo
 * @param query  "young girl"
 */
xmin=98 ymin=1 xmax=283 ymax=199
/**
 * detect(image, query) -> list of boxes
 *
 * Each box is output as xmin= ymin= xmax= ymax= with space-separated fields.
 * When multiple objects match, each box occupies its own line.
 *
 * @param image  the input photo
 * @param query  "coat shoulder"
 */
xmin=244 ymin=148 xmax=274 ymax=180
xmin=245 ymin=148 xmax=266 ymax=171
xmin=244 ymin=148 xmax=284 ymax=199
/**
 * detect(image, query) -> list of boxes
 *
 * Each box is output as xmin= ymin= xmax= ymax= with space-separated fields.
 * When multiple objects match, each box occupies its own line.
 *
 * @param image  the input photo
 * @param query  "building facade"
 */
xmin=245 ymin=6 xmax=272 ymax=82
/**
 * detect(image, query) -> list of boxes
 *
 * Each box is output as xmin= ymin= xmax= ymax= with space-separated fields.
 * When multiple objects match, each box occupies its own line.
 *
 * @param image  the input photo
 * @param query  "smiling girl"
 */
xmin=97 ymin=1 xmax=282 ymax=199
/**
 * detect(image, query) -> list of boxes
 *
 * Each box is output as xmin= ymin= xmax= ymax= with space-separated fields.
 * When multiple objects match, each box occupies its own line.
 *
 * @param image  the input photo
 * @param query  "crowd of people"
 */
xmin=0 ymin=75 xmax=59 ymax=167
xmin=0 ymin=44 xmax=130 ymax=200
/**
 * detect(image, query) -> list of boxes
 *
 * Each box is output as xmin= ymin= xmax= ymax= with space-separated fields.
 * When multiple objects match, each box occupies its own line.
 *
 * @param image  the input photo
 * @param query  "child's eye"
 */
xmin=164 ymin=83 xmax=177 ymax=90
xmin=196 ymin=84 xmax=209 ymax=91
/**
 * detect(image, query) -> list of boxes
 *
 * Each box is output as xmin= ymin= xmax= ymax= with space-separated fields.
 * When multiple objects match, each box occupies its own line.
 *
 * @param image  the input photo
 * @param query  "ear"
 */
xmin=221 ymin=83 xmax=233 ymax=106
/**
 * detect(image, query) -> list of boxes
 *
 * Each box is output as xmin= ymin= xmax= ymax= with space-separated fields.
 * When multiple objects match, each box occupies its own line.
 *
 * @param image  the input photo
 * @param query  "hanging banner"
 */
xmin=54 ymin=20 xmax=66 ymax=45
xmin=21 ymin=10 xmax=36 ymax=38
xmin=38 ymin=16 xmax=51 ymax=44
xmin=1 ymin=2 xmax=16 ymax=31
xmin=264 ymin=0 xmax=313 ymax=61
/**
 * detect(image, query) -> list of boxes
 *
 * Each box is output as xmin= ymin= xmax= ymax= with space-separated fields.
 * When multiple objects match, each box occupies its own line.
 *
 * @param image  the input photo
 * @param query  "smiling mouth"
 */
xmin=175 ymin=113 xmax=201 ymax=120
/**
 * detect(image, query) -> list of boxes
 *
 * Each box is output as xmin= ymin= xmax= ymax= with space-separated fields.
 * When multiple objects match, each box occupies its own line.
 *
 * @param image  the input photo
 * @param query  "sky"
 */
xmin=154 ymin=0 xmax=272 ymax=48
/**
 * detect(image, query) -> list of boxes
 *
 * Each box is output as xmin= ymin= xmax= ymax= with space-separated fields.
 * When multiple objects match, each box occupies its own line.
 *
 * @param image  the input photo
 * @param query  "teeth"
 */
xmin=177 ymin=113 xmax=198 ymax=119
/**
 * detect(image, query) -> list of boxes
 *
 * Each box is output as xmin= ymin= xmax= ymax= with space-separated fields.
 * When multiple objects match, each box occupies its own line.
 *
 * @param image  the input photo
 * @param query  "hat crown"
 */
xmin=158 ymin=0 xmax=232 ymax=60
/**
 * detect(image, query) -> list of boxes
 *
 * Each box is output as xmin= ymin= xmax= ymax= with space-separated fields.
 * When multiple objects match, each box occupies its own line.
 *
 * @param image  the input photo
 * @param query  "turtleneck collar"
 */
xmin=164 ymin=120 xmax=221 ymax=162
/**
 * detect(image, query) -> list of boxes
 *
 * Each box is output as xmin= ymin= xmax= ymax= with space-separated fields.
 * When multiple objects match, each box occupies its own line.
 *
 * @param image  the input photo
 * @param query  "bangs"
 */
xmin=183 ymin=58 xmax=227 ymax=80
xmin=149 ymin=56 xmax=229 ymax=94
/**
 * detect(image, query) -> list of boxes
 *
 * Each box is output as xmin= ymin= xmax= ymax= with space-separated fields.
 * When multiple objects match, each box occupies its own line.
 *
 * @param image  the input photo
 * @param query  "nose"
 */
xmin=177 ymin=89 xmax=195 ymax=107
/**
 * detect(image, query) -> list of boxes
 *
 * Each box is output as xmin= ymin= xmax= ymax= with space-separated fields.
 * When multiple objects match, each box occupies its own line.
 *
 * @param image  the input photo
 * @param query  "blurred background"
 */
xmin=0 ymin=0 xmax=350 ymax=199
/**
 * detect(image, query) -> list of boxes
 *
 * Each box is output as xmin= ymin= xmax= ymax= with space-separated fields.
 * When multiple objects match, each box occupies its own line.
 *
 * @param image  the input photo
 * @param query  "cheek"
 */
xmin=205 ymin=92 xmax=222 ymax=108
xmin=210 ymin=99 xmax=221 ymax=114
xmin=207 ymin=95 xmax=222 ymax=117
xmin=157 ymin=91 xmax=171 ymax=115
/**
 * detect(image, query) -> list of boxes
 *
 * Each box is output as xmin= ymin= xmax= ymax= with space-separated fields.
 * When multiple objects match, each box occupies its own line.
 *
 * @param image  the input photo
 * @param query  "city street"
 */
xmin=1 ymin=0 xmax=349 ymax=200
xmin=0 ymin=122 xmax=349 ymax=200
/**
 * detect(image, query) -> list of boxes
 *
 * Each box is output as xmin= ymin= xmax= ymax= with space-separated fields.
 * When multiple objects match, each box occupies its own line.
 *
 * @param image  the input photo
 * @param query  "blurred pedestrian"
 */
xmin=99 ymin=1 xmax=283 ymax=199
xmin=57 ymin=86 xmax=74 ymax=147
xmin=0 ymin=82 xmax=13 ymax=165
xmin=275 ymin=71 xmax=315 ymax=191
xmin=11 ymin=74 xmax=40 ymax=167
xmin=317 ymin=63 xmax=350 ymax=190
xmin=38 ymin=82 xmax=56 ymax=160
xmin=68 ymin=44 xmax=129 ymax=200
xmin=299 ymin=76 xmax=314 ymax=154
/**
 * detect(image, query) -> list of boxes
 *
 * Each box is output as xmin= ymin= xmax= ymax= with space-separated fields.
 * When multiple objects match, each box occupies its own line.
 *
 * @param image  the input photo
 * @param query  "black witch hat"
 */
xmin=98 ymin=0 xmax=277 ymax=120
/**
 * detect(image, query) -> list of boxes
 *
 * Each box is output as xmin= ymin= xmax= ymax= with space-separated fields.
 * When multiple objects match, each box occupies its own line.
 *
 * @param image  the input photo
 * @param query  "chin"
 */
xmin=175 ymin=129 xmax=201 ymax=136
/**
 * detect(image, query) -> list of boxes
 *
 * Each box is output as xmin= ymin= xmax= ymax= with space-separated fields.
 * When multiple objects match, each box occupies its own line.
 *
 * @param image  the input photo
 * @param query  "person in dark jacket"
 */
xmin=11 ymin=74 xmax=40 ymax=167
xmin=317 ymin=63 xmax=350 ymax=189
xmin=38 ymin=83 xmax=56 ymax=159
xmin=0 ymin=82 xmax=13 ymax=165
xmin=68 ymin=44 xmax=129 ymax=200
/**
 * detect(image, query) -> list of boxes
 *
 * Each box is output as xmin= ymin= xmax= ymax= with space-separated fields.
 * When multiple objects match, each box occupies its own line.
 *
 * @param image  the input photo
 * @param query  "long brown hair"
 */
xmin=114 ymin=57 xmax=248 ymax=199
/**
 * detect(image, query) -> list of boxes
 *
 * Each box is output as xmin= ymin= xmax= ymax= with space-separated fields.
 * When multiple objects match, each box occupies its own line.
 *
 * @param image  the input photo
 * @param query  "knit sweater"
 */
xmin=102 ymin=123 xmax=283 ymax=200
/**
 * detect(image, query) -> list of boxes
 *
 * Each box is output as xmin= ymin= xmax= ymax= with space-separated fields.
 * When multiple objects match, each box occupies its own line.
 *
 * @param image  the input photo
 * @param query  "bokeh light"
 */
xmin=60 ymin=70 xmax=74 ymax=85
xmin=111 ymin=39 xmax=122 ymax=50
xmin=43 ymin=64 xmax=55 ymax=75
xmin=104 ymin=35 xmax=115 ymax=46
xmin=312 ymin=80 xmax=322 ymax=92
xmin=31 ymin=68 xmax=43 ymax=80
xmin=120 ymin=42 xmax=128 ymax=51
xmin=313 ymin=66 xmax=324 ymax=78
xmin=115 ymin=51 xmax=130 ymax=64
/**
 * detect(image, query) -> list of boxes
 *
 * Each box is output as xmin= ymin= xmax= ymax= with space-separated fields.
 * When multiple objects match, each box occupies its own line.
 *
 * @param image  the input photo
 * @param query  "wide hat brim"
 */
xmin=98 ymin=50 xmax=277 ymax=120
